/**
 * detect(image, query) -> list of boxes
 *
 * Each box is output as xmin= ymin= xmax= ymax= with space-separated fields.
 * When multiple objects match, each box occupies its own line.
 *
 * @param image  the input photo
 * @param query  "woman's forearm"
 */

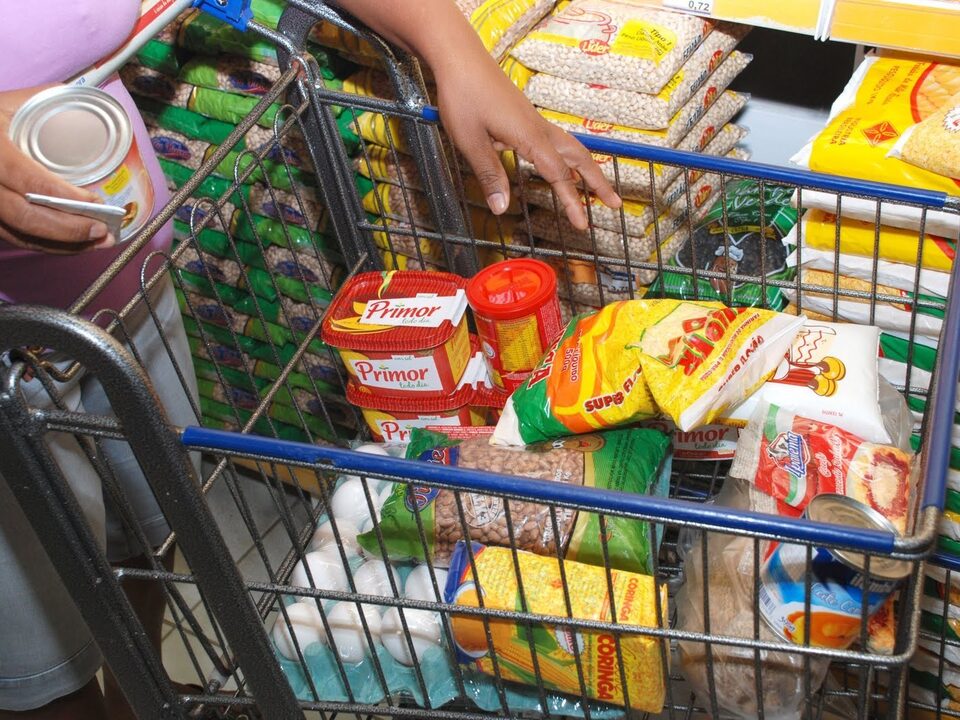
xmin=331 ymin=0 xmax=490 ymax=78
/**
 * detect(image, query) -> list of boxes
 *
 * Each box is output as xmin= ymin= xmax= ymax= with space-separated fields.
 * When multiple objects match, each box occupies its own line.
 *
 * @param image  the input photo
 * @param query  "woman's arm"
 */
xmin=332 ymin=0 xmax=621 ymax=230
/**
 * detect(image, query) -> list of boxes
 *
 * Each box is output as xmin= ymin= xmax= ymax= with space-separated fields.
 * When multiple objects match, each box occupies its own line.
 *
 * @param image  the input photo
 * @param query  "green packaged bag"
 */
xmin=197 ymin=378 xmax=350 ymax=443
xmin=141 ymin=99 xmax=241 ymax=148
xmin=186 ymin=334 xmax=342 ymax=393
xmin=188 ymin=84 xmax=343 ymax=129
xmin=358 ymin=427 xmax=671 ymax=574
xmin=179 ymin=11 xmax=283 ymax=66
xmin=136 ymin=39 xmax=182 ymax=76
xmin=650 ymin=179 xmax=797 ymax=309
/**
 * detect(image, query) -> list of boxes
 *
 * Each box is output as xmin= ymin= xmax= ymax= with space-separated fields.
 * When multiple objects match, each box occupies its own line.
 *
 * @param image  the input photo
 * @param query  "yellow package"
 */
xmin=447 ymin=543 xmax=667 ymax=711
xmin=637 ymin=301 xmax=805 ymax=431
xmin=893 ymin=90 xmax=960 ymax=180
xmin=310 ymin=22 xmax=378 ymax=59
xmin=492 ymin=300 xmax=660 ymax=446
xmin=342 ymin=68 xmax=393 ymax=99
xmin=466 ymin=0 xmax=558 ymax=60
xmin=800 ymin=209 xmax=955 ymax=271
xmin=500 ymin=54 xmax=535 ymax=90
xmin=802 ymin=53 xmax=960 ymax=196
xmin=354 ymin=112 xmax=520 ymax=179
xmin=356 ymin=147 xmax=523 ymax=214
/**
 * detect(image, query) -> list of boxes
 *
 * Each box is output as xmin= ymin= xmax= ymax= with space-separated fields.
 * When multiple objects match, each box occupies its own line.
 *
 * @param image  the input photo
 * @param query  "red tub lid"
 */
xmin=466 ymin=258 xmax=558 ymax=321
xmin=321 ymin=271 xmax=468 ymax=352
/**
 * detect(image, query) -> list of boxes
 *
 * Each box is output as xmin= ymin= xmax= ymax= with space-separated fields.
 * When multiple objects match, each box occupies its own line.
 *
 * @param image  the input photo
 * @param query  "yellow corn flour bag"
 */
xmin=799 ymin=209 xmax=955 ymax=271
xmin=637 ymin=301 xmax=805 ymax=431
xmin=803 ymin=53 xmax=960 ymax=196
xmin=447 ymin=542 xmax=667 ymax=710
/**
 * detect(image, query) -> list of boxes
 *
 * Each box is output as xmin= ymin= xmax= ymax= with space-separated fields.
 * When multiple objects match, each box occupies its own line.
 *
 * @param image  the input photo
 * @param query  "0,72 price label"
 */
xmin=663 ymin=0 xmax=714 ymax=16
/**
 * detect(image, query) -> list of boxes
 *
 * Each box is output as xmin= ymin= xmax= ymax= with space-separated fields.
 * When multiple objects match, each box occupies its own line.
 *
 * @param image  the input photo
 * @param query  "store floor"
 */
xmin=159 ymin=461 xmax=319 ymax=692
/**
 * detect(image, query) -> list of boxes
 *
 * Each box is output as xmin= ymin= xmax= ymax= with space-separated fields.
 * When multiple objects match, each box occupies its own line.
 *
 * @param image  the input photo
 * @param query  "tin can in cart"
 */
xmin=8 ymin=86 xmax=154 ymax=241
xmin=466 ymin=259 xmax=563 ymax=392
xmin=758 ymin=494 xmax=911 ymax=649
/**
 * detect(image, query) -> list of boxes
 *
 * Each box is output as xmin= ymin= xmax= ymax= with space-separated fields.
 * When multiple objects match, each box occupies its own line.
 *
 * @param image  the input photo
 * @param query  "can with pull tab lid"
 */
xmin=9 ymin=85 xmax=154 ymax=241
xmin=757 ymin=493 xmax=912 ymax=649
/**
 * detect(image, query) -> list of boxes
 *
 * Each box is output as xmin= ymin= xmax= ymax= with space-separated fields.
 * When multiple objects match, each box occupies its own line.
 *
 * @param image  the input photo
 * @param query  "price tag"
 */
xmin=663 ymin=0 xmax=715 ymax=16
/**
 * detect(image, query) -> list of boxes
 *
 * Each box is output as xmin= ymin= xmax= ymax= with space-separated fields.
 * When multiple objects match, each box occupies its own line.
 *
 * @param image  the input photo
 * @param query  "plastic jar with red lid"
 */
xmin=466 ymin=259 xmax=563 ymax=392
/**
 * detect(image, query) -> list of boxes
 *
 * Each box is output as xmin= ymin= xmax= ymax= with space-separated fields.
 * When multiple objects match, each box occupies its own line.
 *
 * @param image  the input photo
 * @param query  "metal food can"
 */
xmin=9 ymin=86 xmax=154 ymax=241
xmin=757 ymin=493 xmax=911 ymax=649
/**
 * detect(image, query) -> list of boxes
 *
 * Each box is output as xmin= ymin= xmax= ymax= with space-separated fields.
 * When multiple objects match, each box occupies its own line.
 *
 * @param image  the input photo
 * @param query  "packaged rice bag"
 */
xmin=791 ymin=209 xmax=956 ymax=273
xmin=360 ymin=426 xmax=670 ymax=573
xmin=459 ymin=0 xmax=559 ymax=61
xmin=791 ymin=53 xmax=960 ymax=237
xmin=492 ymin=300 xmax=661 ymax=446
xmin=890 ymin=89 xmax=960 ymax=180
xmin=511 ymin=1 xmax=713 ymax=94
xmin=179 ymin=56 xmax=283 ymax=98
xmin=526 ymin=36 xmax=751 ymax=131
xmin=723 ymin=320 xmax=891 ymax=443
xmin=786 ymin=244 xmax=953 ymax=299
xmin=650 ymin=179 xmax=797 ymax=309
xmin=636 ymin=301 xmax=805 ymax=430
xmin=781 ymin=267 xmax=945 ymax=339
xmin=730 ymin=402 xmax=914 ymax=533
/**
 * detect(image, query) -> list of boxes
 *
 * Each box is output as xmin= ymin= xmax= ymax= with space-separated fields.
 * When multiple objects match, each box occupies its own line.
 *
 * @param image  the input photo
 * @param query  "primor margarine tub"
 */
xmin=321 ymin=271 xmax=472 ymax=398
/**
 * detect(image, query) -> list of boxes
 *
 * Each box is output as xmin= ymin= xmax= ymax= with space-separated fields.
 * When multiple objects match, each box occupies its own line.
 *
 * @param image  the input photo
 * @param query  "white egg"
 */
xmin=330 ymin=478 xmax=380 ymax=528
xmin=290 ymin=547 xmax=349 ymax=593
xmin=403 ymin=565 xmax=449 ymax=604
xmin=355 ymin=443 xmax=390 ymax=457
xmin=339 ymin=443 xmax=393 ymax=490
xmin=308 ymin=518 xmax=360 ymax=556
xmin=351 ymin=560 xmax=401 ymax=602
xmin=380 ymin=607 xmax=442 ymax=666
xmin=376 ymin=483 xmax=396 ymax=510
xmin=271 ymin=601 xmax=326 ymax=660
xmin=326 ymin=601 xmax=382 ymax=664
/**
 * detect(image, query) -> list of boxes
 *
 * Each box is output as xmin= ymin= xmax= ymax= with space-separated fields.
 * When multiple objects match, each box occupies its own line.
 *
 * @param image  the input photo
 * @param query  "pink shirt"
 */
xmin=0 ymin=2 xmax=173 ymax=316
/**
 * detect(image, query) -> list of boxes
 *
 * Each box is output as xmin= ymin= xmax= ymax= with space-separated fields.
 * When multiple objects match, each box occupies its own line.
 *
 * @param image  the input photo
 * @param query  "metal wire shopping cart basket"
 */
xmin=2 ymin=2 xmax=960 ymax=718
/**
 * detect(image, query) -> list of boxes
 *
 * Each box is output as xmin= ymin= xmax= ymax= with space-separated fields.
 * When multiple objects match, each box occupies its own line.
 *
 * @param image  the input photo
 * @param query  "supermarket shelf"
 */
xmin=829 ymin=0 xmax=960 ymax=61
xmin=627 ymin=0 xmax=822 ymax=34
xmin=733 ymin=97 xmax=829 ymax=166
xmin=633 ymin=0 xmax=960 ymax=59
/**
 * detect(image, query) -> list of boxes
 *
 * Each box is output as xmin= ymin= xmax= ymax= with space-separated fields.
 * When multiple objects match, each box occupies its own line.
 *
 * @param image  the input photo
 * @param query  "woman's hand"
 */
xmin=0 ymin=86 xmax=114 ymax=254
xmin=333 ymin=0 xmax=621 ymax=230
xmin=430 ymin=50 xmax=621 ymax=230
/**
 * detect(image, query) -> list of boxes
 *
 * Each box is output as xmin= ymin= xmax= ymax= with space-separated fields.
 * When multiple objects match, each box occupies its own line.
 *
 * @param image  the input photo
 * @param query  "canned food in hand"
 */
xmin=9 ymin=86 xmax=155 ymax=241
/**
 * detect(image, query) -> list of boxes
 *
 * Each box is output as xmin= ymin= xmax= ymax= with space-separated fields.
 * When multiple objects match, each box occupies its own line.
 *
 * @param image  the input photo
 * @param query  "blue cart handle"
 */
xmin=181 ymin=426 xmax=899 ymax=555
xmin=194 ymin=0 xmax=253 ymax=30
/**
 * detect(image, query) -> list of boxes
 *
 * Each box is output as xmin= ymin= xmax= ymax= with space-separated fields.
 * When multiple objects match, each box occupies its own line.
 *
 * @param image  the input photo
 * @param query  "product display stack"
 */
xmin=502 ymin=0 xmax=754 ymax=311
xmin=309 ymin=2 xmax=561 ymax=275
xmin=122 ymin=0 xmax=370 ymax=445
xmin=779 ymin=49 xmax=960 ymax=712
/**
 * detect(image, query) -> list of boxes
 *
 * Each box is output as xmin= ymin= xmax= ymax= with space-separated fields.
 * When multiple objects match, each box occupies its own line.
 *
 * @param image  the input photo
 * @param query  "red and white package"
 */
xmin=640 ymin=419 xmax=739 ymax=461
xmin=730 ymin=402 xmax=914 ymax=533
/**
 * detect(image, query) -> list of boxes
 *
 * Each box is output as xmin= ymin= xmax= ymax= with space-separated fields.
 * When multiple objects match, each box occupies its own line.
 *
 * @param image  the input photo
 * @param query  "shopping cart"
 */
xmin=2 ymin=1 xmax=960 ymax=718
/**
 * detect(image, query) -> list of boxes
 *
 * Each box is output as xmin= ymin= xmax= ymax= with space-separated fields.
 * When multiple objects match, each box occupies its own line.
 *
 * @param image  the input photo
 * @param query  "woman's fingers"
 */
xmin=0 ymin=132 xmax=113 ymax=251
xmin=0 ymin=186 xmax=111 ymax=248
xmin=446 ymin=115 xmax=513 ymax=216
